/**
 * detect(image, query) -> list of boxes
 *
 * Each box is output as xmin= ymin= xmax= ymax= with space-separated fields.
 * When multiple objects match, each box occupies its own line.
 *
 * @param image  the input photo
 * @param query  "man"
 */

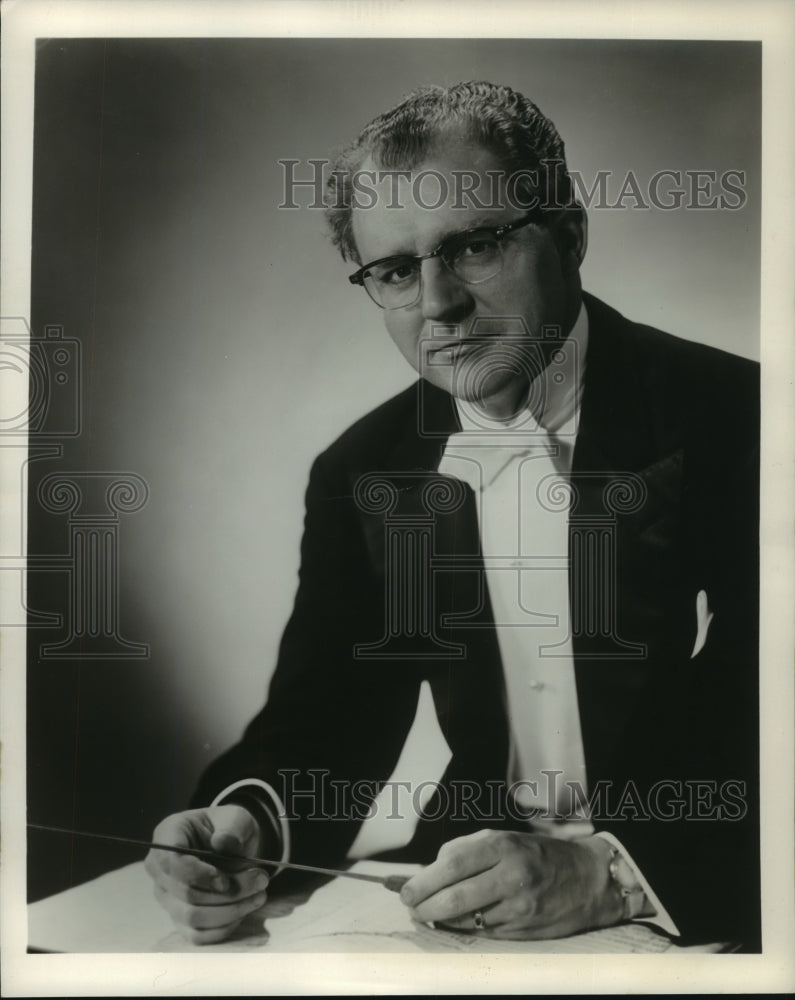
xmin=145 ymin=82 xmax=759 ymax=948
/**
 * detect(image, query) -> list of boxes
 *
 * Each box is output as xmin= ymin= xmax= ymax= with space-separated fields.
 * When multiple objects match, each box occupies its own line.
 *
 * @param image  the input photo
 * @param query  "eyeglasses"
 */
xmin=348 ymin=209 xmax=547 ymax=310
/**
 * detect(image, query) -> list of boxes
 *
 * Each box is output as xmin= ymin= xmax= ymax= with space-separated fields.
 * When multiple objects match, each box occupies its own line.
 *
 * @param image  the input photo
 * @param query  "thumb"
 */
xmin=208 ymin=804 xmax=256 ymax=858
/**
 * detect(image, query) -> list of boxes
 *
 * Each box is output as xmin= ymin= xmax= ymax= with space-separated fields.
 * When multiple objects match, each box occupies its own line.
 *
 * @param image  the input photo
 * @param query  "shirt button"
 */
xmin=528 ymin=679 xmax=544 ymax=691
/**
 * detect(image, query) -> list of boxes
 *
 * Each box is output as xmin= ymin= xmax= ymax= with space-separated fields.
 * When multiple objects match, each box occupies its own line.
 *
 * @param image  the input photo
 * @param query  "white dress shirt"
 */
xmin=439 ymin=305 xmax=590 ymax=829
xmin=435 ymin=303 xmax=677 ymax=934
xmin=218 ymin=301 xmax=677 ymax=934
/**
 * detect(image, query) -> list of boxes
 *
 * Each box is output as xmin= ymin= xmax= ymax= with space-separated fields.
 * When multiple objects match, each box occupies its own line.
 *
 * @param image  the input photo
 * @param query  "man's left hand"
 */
xmin=399 ymin=829 xmax=622 ymax=940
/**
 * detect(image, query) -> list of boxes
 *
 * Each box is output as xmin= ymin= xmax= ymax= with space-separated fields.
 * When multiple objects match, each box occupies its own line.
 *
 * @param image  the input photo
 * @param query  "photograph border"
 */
xmin=2 ymin=0 xmax=793 ymax=995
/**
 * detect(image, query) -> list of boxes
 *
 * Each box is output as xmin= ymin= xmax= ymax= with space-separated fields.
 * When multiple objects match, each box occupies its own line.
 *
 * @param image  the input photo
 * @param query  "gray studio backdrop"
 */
xmin=27 ymin=38 xmax=760 ymax=900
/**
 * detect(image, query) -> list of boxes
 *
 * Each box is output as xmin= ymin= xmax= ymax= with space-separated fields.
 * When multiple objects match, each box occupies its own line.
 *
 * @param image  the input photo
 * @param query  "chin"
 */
xmin=448 ymin=377 xmax=526 ymax=423
xmin=452 ymin=366 xmax=520 ymax=403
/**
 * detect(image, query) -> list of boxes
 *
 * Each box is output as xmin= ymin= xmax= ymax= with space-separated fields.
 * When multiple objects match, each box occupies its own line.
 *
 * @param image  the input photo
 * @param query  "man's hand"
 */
xmin=144 ymin=805 xmax=270 ymax=944
xmin=399 ymin=829 xmax=622 ymax=940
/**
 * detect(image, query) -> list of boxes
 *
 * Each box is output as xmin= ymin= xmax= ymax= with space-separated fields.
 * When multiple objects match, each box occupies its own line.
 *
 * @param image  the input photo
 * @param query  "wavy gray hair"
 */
xmin=325 ymin=81 xmax=574 ymax=263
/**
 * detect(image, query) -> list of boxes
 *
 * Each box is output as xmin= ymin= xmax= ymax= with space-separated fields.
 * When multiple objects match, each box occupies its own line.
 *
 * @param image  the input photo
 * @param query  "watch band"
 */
xmin=607 ymin=844 xmax=647 ymax=921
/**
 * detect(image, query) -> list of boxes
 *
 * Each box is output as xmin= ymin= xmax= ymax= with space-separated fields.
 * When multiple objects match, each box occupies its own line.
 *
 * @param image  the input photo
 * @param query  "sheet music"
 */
xmin=29 ymin=860 xmax=721 ymax=954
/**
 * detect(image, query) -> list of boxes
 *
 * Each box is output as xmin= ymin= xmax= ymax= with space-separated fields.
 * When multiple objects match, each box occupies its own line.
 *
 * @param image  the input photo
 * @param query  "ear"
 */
xmin=553 ymin=204 xmax=588 ymax=274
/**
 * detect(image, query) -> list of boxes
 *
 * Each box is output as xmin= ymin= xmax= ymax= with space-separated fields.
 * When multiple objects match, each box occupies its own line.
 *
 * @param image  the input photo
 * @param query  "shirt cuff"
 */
xmin=594 ymin=831 xmax=680 ymax=938
xmin=210 ymin=778 xmax=291 ymax=873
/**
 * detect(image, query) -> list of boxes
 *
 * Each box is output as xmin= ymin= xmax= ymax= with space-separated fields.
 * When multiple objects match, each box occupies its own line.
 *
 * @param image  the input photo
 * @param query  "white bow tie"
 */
xmin=439 ymin=432 xmax=569 ymax=494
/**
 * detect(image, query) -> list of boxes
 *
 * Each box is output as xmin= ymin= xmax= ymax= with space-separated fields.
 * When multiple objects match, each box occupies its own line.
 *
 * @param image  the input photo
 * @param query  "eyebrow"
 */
xmin=369 ymin=216 xmax=508 ymax=263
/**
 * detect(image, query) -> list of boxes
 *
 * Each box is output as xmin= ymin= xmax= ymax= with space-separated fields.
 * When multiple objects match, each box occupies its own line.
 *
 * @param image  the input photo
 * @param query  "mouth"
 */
xmin=425 ymin=338 xmax=487 ymax=364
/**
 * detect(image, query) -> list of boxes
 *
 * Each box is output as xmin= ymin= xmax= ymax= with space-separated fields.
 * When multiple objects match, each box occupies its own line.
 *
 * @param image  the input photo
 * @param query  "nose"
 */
xmin=419 ymin=258 xmax=474 ymax=323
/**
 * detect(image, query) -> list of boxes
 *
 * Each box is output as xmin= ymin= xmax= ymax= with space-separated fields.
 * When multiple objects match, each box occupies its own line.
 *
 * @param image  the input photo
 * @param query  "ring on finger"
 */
xmin=473 ymin=909 xmax=485 ymax=931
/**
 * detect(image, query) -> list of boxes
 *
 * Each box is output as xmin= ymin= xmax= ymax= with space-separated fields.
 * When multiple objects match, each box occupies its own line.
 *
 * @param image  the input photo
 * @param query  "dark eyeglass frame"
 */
xmin=347 ymin=207 xmax=548 ymax=306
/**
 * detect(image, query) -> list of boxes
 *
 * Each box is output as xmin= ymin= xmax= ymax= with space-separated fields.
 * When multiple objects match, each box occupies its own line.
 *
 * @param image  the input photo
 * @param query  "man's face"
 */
xmin=351 ymin=136 xmax=586 ymax=420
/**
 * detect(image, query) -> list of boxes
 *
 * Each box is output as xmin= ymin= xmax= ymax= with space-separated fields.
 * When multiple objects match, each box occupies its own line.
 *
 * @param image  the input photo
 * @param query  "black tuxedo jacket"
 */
xmin=194 ymin=294 xmax=760 ymax=947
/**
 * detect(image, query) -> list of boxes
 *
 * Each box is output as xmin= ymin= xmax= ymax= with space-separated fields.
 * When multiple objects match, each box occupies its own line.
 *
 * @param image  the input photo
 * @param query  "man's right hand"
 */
xmin=144 ymin=805 xmax=270 ymax=944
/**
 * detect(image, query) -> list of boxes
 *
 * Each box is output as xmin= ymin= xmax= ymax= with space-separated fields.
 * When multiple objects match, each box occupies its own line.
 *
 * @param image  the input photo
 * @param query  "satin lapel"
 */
xmin=355 ymin=379 xmax=509 ymax=789
xmin=389 ymin=377 xmax=461 ymax=471
xmin=574 ymin=294 xmax=659 ymax=477
xmin=572 ymin=295 xmax=684 ymax=776
xmin=354 ymin=381 xmax=450 ymax=577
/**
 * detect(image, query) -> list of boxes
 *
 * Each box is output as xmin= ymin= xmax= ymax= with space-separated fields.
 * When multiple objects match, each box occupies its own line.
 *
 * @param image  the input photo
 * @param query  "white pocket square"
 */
xmin=690 ymin=589 xmax=714 ymax=659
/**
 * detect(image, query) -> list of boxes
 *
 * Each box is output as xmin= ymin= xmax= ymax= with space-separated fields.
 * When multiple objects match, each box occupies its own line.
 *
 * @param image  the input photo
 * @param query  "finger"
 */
xmin=400 ymin=831 xmax=499 ymax=908
xmin=153 ymin=809 xmax=212 ymax=850
xmin=208 ymin=806 xmax=260 ymax=866
xmin=211 ymin=829 xmax=249 ymax=861
xmin=464 ymin=894 xmax=571 ymax=941
xmin=145 ymin=806 xmax=268 ymax=904
xmin=434 ymin=904 xmax=501 ymax=934
xmin=189 ymin=865 xmax=270 ymax=899
xmin=477 ymin=921 xmax=561 ymax=941
xmin=146 ymin=811 xmax=226 ymax=889
xmin=156 ymin=887 xmax=262 ymax=947
xmin=145 ymin=846 xmax=228 ymax=893
xmin=150 ymin=866 xmax=270 ymax=905
xmin=407 ymin=868 xmax=502 ymax=925
xmin=154 ymin=882 xmax=268 ymax=933
xmin=462 ymin=897 xmax=526 ymax=934
xmin=179 ymin=922 xmax=253 ymax=946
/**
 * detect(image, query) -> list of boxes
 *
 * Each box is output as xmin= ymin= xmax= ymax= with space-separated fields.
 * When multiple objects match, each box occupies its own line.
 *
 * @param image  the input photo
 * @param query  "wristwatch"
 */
xmin=606 ymin=845 xmax=647 ymax=921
